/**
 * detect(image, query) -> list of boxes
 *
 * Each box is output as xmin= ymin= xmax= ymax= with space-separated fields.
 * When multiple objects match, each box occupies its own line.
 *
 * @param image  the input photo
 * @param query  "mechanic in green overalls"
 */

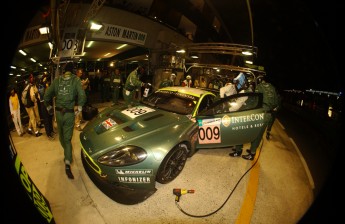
xmin=44 ymin=62 xmax=86 ymax=179
xmin=110 ymin=67 xmax=123 ymax=105
xmin=159 ymin=73 xmax=176 ymax=88
xmin=123 ymin=66 xmax=145 ymax=107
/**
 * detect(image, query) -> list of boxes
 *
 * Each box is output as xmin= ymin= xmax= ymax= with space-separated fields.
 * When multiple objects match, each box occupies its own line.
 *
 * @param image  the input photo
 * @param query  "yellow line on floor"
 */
xmin=235 ymin=142 xmax=262 ymax=224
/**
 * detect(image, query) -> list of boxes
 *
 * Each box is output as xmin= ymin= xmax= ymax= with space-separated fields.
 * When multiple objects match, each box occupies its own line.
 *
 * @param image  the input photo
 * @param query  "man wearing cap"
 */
xmin=44 ymin=62 xmax=86 ymax=179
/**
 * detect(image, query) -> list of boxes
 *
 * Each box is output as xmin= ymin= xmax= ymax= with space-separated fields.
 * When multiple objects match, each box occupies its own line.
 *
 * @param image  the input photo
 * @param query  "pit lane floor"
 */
xmin=10 ymin=101 xmax=314 ymax=224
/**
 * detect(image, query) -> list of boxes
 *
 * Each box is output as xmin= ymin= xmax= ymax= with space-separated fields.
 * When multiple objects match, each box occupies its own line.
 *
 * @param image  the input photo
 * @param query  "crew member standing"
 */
xmin=44 ymin=62 xmax=86 ymax=179
xmin=123 ymin=66 xmax=145 ymax=107
xmin=110 ymin=68 xmax=123 ymax=105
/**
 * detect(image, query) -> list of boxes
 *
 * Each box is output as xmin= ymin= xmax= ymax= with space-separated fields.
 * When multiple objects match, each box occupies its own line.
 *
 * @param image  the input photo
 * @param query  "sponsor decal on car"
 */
xmin=122 ymin=106 xmax=155 ymax=118
xmin=197 ymin=118 xmax=221 ymax=144
xmin=115 ymin=169 xmax=153 ymax=175
xmin=117 ymin=176 xmax=151 ymax=183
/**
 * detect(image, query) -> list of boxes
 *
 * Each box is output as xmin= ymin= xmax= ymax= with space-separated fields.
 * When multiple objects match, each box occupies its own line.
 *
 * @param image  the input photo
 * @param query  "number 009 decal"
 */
xmin=198 ymin=125 xmax=221 ymax=144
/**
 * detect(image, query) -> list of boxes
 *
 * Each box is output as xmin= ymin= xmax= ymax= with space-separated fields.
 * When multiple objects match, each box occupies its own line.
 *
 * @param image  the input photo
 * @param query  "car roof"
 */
xmin=158 ymin=86 xmax=214 ymax=97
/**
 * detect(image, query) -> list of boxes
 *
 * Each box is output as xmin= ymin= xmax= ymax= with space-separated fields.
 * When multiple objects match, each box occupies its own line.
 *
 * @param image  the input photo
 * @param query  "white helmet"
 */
xmin=186 ymin=75 xmax=191 ymax=80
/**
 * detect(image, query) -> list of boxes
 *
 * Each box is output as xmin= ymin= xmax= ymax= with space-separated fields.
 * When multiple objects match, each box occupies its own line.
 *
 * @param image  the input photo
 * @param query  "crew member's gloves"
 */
xmin=47 ymin=105 xmax=54 ymax=116
xmin=75 ymin=106 xmax=83 ymax=116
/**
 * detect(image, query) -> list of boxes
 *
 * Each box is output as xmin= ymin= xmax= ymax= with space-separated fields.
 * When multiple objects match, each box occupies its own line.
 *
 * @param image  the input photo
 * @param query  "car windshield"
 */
xmin=142 ymin=90 xmax=199 ymax=115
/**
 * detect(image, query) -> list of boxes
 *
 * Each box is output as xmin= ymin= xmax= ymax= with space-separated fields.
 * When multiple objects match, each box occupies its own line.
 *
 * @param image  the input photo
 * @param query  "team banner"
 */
xmin=92 ymin=23 xmax=147 ymax=45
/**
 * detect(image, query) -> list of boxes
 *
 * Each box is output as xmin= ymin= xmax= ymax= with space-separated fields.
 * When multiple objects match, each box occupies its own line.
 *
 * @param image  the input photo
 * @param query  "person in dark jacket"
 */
xmin=44 ymin=62 xmax=86 ymax=179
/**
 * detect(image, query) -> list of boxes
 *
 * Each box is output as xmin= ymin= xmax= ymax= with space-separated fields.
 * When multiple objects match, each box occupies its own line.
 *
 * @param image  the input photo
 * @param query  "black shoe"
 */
xmin=47 ymin=134 xmax=55 ymax=140
xmin=65 ymin=165 xmax=74 ymax=179
xmin=266 ymin=132 xmax=270 ymax=140
xmin=242 ymin=153 xmax=255 ymax=160
xmin=27 ymin=129 xmax=33 ymax=135
xmin=229 ymin=151 xmax=242 ymax=157
xmin=35 ymin=132 xmax=42 ymax=137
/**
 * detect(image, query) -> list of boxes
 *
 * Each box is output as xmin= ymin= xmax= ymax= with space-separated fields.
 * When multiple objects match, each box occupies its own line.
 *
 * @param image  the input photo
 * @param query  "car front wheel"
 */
xmin=156 ymin=143 xmax=188 ymax=184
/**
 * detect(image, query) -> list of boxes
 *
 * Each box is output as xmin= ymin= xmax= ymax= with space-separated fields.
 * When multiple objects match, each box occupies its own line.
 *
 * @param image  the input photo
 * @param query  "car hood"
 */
xmin=80 ymin=105 xmax=190 ymax=155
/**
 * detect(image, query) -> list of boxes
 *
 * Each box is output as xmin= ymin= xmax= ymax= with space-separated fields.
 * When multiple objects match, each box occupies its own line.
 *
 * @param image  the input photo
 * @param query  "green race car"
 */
xmin=80 ymin=86 xmax=266 ymax=204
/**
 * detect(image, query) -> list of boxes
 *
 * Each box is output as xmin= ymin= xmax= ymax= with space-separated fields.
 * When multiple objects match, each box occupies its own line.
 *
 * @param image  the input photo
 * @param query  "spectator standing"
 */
xmin=123 ymin=66 xmax=145 ymax=107
xmin=37 ymin=74 xmax=55 ymax=140
xmin=44 ymin=62 xmax=86 ymax=179
xmin=9 ymin=87 xmax=24 ymax=137
xmin=24 ymin=74 xmax=42 ymax=137
xmin=110 ymin=68 xmax=123 ymax=105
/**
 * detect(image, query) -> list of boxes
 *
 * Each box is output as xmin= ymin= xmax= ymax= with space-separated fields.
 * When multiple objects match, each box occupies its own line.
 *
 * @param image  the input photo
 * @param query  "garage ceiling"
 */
xmin=10 ymin=0 xmax=253 ymax=75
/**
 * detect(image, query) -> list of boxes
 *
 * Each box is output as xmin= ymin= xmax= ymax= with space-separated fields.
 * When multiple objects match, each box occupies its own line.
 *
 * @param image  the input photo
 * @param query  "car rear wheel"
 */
xmin=156 ymin=143 xmax=188 ymax=184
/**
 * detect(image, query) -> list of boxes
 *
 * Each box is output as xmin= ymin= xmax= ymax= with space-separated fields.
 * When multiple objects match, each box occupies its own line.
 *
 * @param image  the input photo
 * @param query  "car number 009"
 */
xmin=198 ymin=125 xmax=221 ymax=144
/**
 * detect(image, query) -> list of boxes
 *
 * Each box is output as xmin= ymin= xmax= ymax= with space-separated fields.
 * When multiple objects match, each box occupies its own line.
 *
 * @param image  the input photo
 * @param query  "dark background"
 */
xmin=1 ymin=0 xmax=340 ymax=223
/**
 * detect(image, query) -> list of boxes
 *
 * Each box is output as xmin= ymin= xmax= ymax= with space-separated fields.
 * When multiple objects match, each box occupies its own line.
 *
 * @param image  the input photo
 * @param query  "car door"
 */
xmin=195 ymin=92 xmax=266 ymax=149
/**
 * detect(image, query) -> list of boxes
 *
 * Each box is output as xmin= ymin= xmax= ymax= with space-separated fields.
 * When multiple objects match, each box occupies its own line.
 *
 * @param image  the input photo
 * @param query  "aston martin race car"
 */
xmin=80 ymin=86 xmax=266 ymax=204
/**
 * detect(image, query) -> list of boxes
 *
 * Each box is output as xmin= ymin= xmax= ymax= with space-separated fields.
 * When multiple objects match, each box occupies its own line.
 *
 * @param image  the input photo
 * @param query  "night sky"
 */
xmin=252 ymin=0 xmax=339 ymax=92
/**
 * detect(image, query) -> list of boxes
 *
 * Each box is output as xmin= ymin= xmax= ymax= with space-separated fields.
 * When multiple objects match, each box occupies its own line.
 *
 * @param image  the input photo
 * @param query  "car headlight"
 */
xmin=98 ymin=145 xmax=147 ymax=166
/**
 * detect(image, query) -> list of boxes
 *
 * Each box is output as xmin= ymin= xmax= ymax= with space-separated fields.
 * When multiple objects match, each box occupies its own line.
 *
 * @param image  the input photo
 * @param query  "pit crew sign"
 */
xmin=197 ymin=118 xmax=221 ymax=144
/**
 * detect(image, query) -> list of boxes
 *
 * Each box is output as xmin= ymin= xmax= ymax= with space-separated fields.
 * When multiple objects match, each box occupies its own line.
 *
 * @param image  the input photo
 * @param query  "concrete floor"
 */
xmin=10 ymin=101 xmax=314 ymax=224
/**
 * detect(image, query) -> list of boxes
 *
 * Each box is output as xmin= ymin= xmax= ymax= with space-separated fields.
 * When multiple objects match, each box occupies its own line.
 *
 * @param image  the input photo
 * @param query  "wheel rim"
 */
xmin=160 ymin=145 xmax=188 ymax=182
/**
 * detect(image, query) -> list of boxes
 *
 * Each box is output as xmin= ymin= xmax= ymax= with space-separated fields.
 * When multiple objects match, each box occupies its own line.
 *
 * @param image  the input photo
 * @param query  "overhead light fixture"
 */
xmin=87 ymin=41 xmax=94 ymax=48
xmin=30 ymin=58 xmax=36 ymax=62
xmin=242 ymin=51 xmax=253 ymax=56
xmin=176 ymin=49 xmax=186 ymax=53
xmin=116 ymin=44 xmax=127 ymax=50
xmin=11 ymin=66 xmax=16 ymax=69
xmin=19 ymin=50 xmax=27 ymax=56
xmin=90 ymin=21 xmax=103 ymax=31
xmin=39 ymin=26 xmax=49 ymax=35
xmin=191 ymin=55 xmax=198 ymax=59
xmin=245 ymin=60 xmax=253 ymax=64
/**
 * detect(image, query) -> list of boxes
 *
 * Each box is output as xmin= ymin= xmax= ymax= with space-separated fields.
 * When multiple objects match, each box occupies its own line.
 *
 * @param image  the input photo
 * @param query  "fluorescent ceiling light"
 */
xmin=39 ymin=27 xmax=49 ymax=34
xmin=191 ymin=55 xmax=198 ymax=58
xmin=176 ymin=49 xmax=186 ymax=53
xmin=19 ymin=50 xmax=27 ymax=56
xmin=9 ymin=73 xmax=13 ymax=76
xmin=30 ymin=58 xmax=36 ymax=62
xmin=87 ymin=41 xmax=94 ymax=48
xmin=90 ymin=22 xmax=103 ymax=31
xmin=245 ymin=60 xmax=253 ymax=64
xmin=242 ymin=51 xmax=253 ymax=56
xmin=116 ymin=44 xmax=127 ymax=50
xmin=11 ymin=66 xmax=16 ymax=69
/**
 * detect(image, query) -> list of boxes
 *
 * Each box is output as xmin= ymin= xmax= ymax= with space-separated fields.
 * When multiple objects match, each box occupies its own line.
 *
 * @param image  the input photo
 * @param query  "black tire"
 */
xmin=156 ymin=143 xmax=188 ymax=184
